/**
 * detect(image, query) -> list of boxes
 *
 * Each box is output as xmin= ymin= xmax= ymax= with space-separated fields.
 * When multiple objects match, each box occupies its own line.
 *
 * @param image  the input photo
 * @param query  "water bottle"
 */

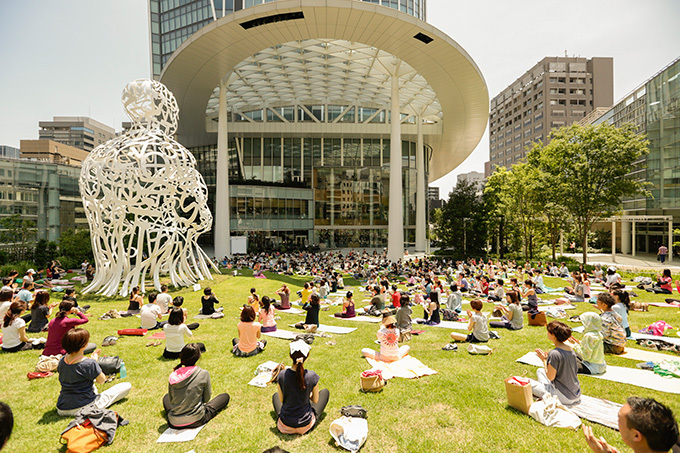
xmin=119 ymin=362 xmax=127 ymax=379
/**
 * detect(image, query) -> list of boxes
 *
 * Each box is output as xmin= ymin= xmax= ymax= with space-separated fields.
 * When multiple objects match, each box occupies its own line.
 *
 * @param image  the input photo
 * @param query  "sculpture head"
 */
xmin=122 ymin=79 xmax=179 ymax=135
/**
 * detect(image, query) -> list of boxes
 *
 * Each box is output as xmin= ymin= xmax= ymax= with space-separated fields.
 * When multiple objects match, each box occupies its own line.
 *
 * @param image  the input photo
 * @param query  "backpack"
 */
xmin=441 ymin=309 xmax=459 ymax=321
xmin=60 ymin=419 xmax=108 ymax=453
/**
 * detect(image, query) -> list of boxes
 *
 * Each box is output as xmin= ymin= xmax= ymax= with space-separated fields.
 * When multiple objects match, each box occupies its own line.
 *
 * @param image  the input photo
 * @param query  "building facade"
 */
xmin=0 ymin=145 xmax=20 ymax=159
xmin=38 ymin=116 xmax=116 ymax=152
xmin=152 ymin=0 xmax=488 ymax=259
xmin=0 ymin=158 xmax=86 ymax=242
xmin=20 ymin=140 xmax=91 ymax=167
xmin=487 ymin=56 xmax=613 ymax=175
xmin=591 ymin=58 xmax=680 ymax=254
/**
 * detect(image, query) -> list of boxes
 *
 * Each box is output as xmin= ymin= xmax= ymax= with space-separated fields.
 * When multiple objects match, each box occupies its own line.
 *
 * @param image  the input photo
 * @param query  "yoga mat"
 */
xmin=538 ymin=304 xmax=576 ymax=312
xmin=157 ymin=425 xmax=204 ymax=443
xmin=570 ymin=395 xmax=623 ymax=431
xmin=150 ymin=331 xmax=165 ymax=339
xmin=275 ymin=308 xmax=305 ymax=314
xmin=289 ymin=324 xmax=357 ymax=334
xmin=632 ymin=332 xmax=680 ymax=346
xmin=619 ymin=348 xmax=678 ymax=363
xmin=262 ymin=330 xmax=298 ymax=340
xmin=648 ymin=302 xmax=680 ymax=307
xmin=426 ymin=320 xmax=469 ymax=330
xmin=327 ymin=315 xmax=382 ymax=323
xmin=516 ymin=352 xmax=680 ymax=394
xmin=365 ymin=356 xmax=437 ymax=380
xmin=193 ymin=314 xmax=212 ymax=319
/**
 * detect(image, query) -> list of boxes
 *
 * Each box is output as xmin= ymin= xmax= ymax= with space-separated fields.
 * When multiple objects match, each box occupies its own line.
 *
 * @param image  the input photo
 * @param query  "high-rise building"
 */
xmin=590 ymin=57 xmax=680 ymax=253
xmin=487 ymin=56 xmax=613 ymax=176
xmin=20 ymin=140 xmax=90 ymax=167
xmin=0 ymin=145 xmax=20 ymax=159
xmin=38 ymin=116 xmax=116 ymax=152
xmin=151 ymin=0 xmax=488 ymax=259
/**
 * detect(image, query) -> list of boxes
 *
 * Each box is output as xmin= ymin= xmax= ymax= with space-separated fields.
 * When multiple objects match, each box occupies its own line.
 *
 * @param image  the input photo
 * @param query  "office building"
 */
xmin=590 ymin=57 xmax=680 ymax=254
xmin=152 ymin=0 xmax=488 ymax=260
xmin=0 ymin=145 xmax=20 ymax=159
xmin=20 ymin=140 xmax=90 ymax=167
xmin=39 ymin=116 xmax=116 ymax=152
xmin=487 ymin=56 xmax=613 ymax=175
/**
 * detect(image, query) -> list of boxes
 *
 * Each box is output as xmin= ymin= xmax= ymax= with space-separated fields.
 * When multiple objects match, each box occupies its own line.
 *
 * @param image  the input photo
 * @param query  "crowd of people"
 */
xmin=0 ymin=252 xmax=678 ymax=452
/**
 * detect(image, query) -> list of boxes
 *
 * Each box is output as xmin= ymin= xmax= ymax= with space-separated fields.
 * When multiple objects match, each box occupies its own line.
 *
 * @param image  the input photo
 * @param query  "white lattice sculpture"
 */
xmin=79 ymin=79 xmax=216 ymax=297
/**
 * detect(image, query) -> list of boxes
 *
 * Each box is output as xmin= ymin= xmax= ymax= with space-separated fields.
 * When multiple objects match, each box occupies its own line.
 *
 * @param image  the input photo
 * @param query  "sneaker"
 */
xmin=442 ymin=343 xmax=458 ymax=351
xmin=489 ymin=331 xmax=501 ymax=340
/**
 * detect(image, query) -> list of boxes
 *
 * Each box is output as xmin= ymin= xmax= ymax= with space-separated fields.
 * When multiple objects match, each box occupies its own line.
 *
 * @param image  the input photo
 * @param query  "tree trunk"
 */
xmin=581 ymin=233 xmax=588 ymax=265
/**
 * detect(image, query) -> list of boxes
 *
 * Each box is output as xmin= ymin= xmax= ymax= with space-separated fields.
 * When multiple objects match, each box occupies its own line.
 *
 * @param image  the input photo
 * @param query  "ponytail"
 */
xmin=3 ymin=302 xmax=23 ymax=328
xmin=56 ymin=300 xmax=74 ymax=318
xmin=291 ymin=351 xmax=307 ymax=390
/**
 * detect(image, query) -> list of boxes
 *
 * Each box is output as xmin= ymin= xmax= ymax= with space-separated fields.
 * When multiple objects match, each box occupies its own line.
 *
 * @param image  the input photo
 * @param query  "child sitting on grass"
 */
xmin=530 ymin=320 xmax=581 ymax=407
xmin=232 ymin=305 xmax=266 ymax=357
xmin=597 ymin=293 xmax=627 ymax=355
xmin=450 ymin=299 xmax=489 ymax=343
xmin=568 ymin=312 xmax=606 ymax=375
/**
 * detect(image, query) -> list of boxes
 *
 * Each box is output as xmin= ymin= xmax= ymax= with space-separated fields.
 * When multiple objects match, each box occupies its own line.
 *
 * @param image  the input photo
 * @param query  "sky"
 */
xmin=1 ymin=0 xmax=679 ymax=198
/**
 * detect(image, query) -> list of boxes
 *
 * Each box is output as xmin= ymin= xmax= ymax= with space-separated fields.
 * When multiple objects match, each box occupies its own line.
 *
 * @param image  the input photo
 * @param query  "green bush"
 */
xmin=0 ymin=261 xmax=35 ymax=279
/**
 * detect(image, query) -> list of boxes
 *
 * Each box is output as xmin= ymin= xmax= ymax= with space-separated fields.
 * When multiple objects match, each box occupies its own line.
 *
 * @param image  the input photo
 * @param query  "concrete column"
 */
xmin=214 ymin=79 xmax=231 ymax=259
xmin=632 ymin=221 xmax=636 ymax=256
xmin=669 ymin=220 xmax=673 ymax=263
xmin=621 ymin=221 xmax=631 ymax=254
xmin=415 ymin=115 xmax=426 ymax=252
xmin=611 ymin=221 xmax=616 ymax=263
xmin=387 ymin=64 xmax=404 ymax=263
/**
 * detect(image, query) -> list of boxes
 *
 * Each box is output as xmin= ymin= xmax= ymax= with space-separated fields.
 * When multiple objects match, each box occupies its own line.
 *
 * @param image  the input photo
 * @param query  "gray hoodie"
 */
xmin=167 ymin=366 xmax=211 ymax=426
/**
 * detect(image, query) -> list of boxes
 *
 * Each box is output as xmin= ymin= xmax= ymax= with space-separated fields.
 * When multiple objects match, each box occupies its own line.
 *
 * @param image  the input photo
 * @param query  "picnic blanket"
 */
xmin=365 ymin=355 xmax=437 ymax=380
xmin=516 ymin=352 xmax=680 ymax=394
xmin=328 ymin=315 xmax=382 ymax=323
xmin=262 ymin=330 xmax=298 ymax=340
xmin=570 ymin=395 xmax=623 ymax=431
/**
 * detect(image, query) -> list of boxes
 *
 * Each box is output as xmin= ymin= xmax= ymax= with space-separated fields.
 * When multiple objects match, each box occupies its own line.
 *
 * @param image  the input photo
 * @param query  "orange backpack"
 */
xmin=60 ymin=419 xmax=108 ymax=453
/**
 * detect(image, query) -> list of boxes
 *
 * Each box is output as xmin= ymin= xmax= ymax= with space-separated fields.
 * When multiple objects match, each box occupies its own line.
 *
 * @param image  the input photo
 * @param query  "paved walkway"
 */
xmin=560 ymin=252 xmax=680 ymax=272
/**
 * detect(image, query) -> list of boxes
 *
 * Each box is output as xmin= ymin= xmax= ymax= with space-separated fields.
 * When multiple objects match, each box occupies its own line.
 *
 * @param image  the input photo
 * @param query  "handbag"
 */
xmin=97 ymin=356 xmax=122 ymax=376
xmin=60 ymin=419 xmax=108 ymax=453
xmin=505 ymin=376 xmax=533 ymax=414
xmin=467 ymin=344 xmax=492 ymax=355
xmin=360 ymin=371 xmax=386 ymax=392
xmin=528 ymin=312 xmax=547 ymax=326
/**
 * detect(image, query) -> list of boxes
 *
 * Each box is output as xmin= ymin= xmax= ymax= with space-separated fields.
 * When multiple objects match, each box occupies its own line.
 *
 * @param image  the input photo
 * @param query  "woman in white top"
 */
xmin=163 ymin=308 xmax=205 ymax=360
xmin=2 ymin=302 xmax=35 ymax=352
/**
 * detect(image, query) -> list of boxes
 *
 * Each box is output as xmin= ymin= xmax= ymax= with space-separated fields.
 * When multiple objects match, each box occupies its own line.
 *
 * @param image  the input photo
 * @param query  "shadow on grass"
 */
xmin=38 ymin=408 xmax=62 ymax=425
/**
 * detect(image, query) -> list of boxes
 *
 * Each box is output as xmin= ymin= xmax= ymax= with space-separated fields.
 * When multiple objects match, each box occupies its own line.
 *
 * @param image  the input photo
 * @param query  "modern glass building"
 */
xmin=591 ymin=57 xmax=680 ymax=253
xmin=151 ymin=0 xmax=488 ymax=260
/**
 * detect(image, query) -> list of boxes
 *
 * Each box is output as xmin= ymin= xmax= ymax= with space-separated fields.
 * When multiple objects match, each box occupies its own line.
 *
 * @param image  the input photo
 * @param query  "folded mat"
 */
xmin=327 ymin=315 xmax=382 ymax=323
xmin=157 ymin=425 xmax=204 ymax=443
xmin=290 ymin=324 xmax=357 ymax=334
xmin=149 ymin=331 xmax=165 ymax=339
xmin=570 ymin=395 xmax=623 ymax=431
xmin=262 ymin=329 xmax=298 ymax=340
xmin=516 ymin=352 xmax=680 ymax=394
xmin=275 ymin=307 xmax=305 ymax=314
xmin=365 ymin=355 xmax=437 ymax=380
xmin=632 ymin=332 xmax=680 ymax=346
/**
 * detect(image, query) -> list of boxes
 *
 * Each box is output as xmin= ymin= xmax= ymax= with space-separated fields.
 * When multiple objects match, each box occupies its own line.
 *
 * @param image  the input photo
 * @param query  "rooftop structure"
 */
xmin=38 ymin=116 xmax=116 ymax=152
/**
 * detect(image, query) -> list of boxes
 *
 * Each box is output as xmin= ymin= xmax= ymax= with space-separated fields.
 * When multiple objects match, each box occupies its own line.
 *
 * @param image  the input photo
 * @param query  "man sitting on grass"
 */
xmin=583 ymin=397 xmax=678 ymax=453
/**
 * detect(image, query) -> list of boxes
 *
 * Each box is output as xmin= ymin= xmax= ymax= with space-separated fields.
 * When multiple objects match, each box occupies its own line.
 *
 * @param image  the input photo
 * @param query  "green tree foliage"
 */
xmin=528 ymin=123 xmax=650 ymax=264
xmin=435 ymin=179 xmax=487 ymax=256
xmin=0 ymin=214 xmax=37 ymax=262
xmin=58 ymin=229 xmax=93 ymax=269
xmin=34 ymin=239 xmax=59 ymax=269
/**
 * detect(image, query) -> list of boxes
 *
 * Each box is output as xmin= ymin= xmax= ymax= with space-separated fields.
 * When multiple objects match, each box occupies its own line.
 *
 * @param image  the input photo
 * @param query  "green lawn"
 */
xmin=1 ymin=271 xmax=679 ymax=452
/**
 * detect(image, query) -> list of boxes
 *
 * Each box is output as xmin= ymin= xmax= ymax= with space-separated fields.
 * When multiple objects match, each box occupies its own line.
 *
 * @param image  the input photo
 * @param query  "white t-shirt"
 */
xmin=140 ymin=303 xmax=162 ymax=329
xmin=156 ymin=293 xmax=172 ymax=313
xmin=2 ymin=317 xmax=25 ymax=349
xmin=0 ymin=301 xmax=12 ymax=319
xmin=163 ymin=323 xmax=192 ymax=353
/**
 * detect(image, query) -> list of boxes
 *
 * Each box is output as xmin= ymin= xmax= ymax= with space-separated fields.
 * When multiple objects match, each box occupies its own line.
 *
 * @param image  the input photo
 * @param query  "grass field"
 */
xmin=1 ymin=270 xmax=679 ymax=452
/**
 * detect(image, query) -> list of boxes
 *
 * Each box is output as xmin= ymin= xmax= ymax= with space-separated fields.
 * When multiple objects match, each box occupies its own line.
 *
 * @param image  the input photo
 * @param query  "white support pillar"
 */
xmin=387 ymin=62 xmax=404 ymax=263
xmin=611 ymin=221 xmax=616 ymax=263
xmin=669 ymin=220 xmax=673 ymax=263
xmin=214 ymin=79 xmax=231 ymax=259
xmin=632 ymin=221 xmax=636 ymax=257
xmin=415 ymin=115 xmax=426 ymax=252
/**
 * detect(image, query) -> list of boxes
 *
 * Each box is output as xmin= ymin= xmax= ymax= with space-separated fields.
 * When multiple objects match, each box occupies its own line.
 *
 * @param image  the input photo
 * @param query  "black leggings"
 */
xmin=489 ymin=321 xmax=517 ymax=329
xmin=272 ymin=388 xmax=330 ymax=422
xmin=163 ymin=393 xmax=229 ymax=429
xmin=163 ymin=342 xmax=205 ymax=360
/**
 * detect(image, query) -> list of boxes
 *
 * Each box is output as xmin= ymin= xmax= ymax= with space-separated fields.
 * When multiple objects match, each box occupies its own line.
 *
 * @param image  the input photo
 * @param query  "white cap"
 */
xmin=607 ymin=266 xmax=617 ymax=272
xmin=289 ymin=339 xmax=311 ymax=357
xmin=27 ymin=269 xmax=35 ymax=274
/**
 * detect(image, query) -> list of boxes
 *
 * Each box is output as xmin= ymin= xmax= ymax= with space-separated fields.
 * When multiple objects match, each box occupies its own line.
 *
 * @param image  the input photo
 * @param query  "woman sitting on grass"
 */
xmin=163 ymin=344 xmax=229 ymax=429
xmin=334 ymin=291 xmax=356 ymax=318
xmin=273 ymin=340 xmax=329 ymax=435
xmin=597 ymin=293 xmax=627 ymax=355
xmin=232 ymin=305 xmax=266 ymax=357
xmin=612 ymin=289 xmax=632 ymax=338
xmin=124 ymin=286 xmax=143 ymax=315
xmin=362 ymin=314 xmax=410 ymax=362
xmin=274 ymin=284 xmax=291 ymax=310
xmin=489 ymin=291 xmax=523 ymax=330
xmin=164 ymin=308 xmax=205 ymax=360
xmin=258 ymin=296 xmax=277 ymax=332
xmin=646 ymin=269 xmax=672 ymax=294
xmin=2 ymin=302 xmax=36 ymax=352
xmin=450 ymin=299 xmax=489 ymax=343
xmin=27 ymin=290 xmax=56 ymax=333
xmin=530 ymin=320 xmax=581 ymax=407
xmin=43 ymin=301 xmax=94 ymax=356
xmin=56 ymin=328 xmax=131 ymax=416
xmin=302 ymin=294 xmax=321 ymax=327
xmin=419 ymin=291 xmax=440 ymax=325
xmin=200 ymin=287 xmax=221 ymax=315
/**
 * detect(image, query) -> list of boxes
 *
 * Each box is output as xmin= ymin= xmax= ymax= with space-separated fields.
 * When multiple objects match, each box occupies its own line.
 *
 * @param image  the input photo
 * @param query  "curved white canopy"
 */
xmin=161 ymin=0 xmax=488 ymax=181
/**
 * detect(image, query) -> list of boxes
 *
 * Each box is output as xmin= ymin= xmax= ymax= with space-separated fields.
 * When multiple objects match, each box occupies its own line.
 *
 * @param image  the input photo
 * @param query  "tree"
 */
xmin=0 ymin=214 xmax=37 ymax=262
xmin=34 ymin=239 xmax=59 ymax=269
xmin=528 ymin=123 xmax=650 ymax=264
xmin=435 ymin=179 xmax=487 ymax=256
xmin=58 ymin=229 xmax=93 ymax=269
